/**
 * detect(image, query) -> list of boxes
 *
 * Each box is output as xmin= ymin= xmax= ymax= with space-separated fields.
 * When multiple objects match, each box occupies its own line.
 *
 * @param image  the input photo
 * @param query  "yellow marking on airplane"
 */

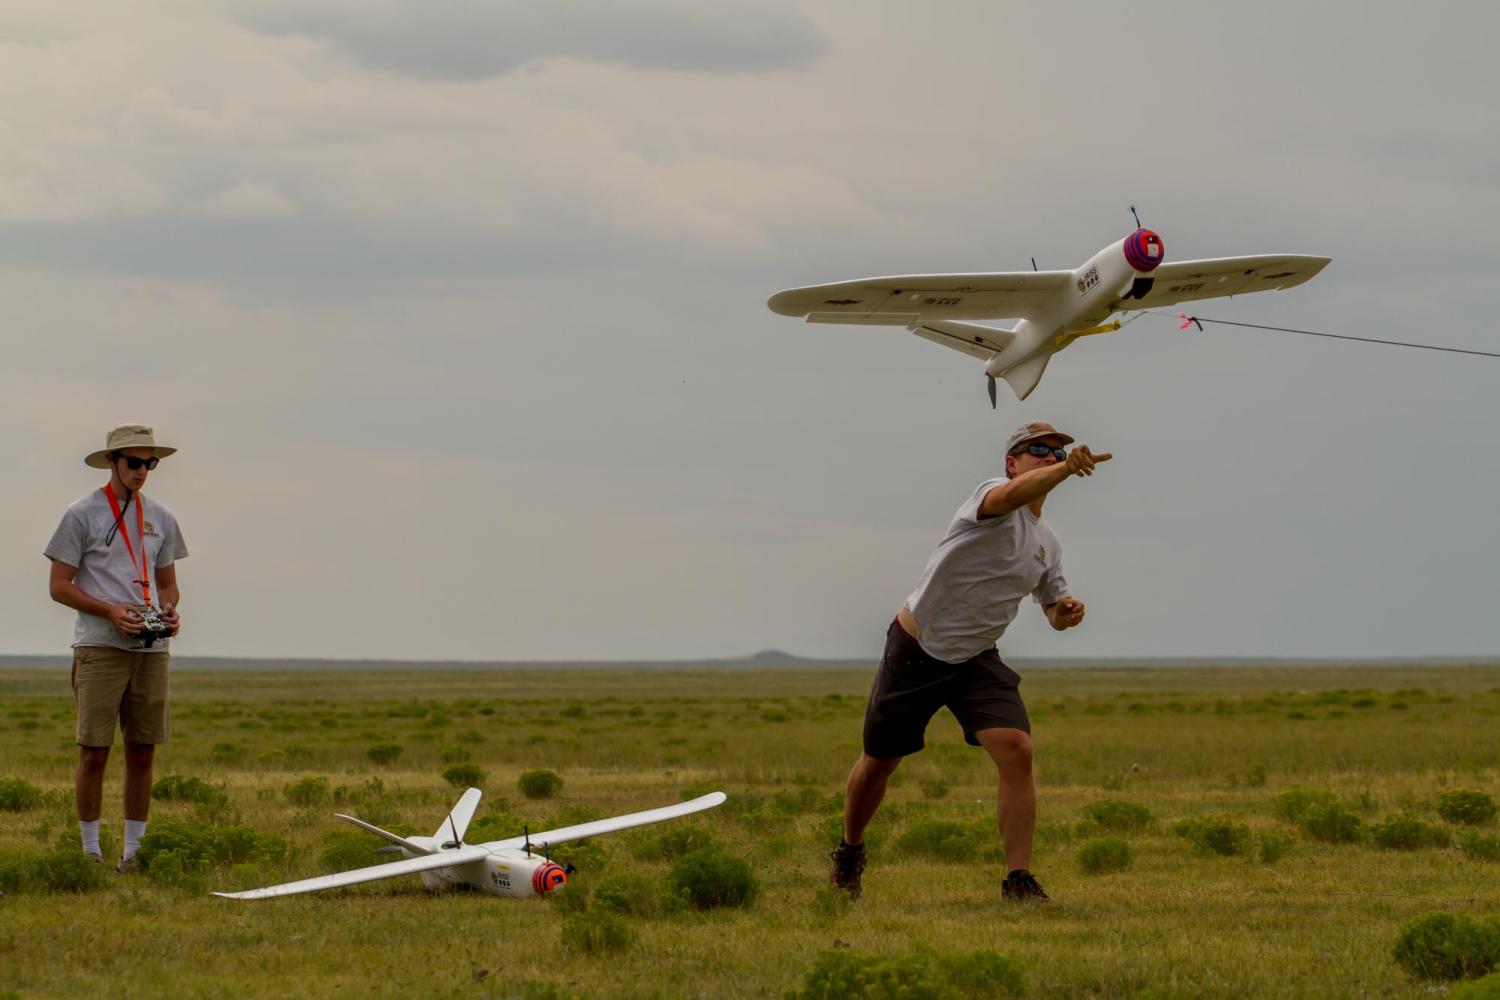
xmin=1053 ymin=321 xmax=1122 ymax=348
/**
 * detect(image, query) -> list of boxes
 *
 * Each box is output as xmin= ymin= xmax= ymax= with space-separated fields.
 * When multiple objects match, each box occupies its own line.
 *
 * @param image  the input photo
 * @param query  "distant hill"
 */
xmin=2 ymin=652 xmax=1497 ymax=672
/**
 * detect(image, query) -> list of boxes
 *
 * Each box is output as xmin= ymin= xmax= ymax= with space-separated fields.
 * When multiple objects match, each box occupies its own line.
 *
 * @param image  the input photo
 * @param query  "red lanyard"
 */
xmin=103 ymin=485 xmax=152 ymax=605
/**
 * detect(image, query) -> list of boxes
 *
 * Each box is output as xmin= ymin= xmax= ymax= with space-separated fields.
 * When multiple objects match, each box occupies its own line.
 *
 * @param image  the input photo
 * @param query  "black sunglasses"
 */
xmin=1013 ymin=443 xmax=1067 ymax=461
xmin=116 ymin=455 xmax=159 ymax=471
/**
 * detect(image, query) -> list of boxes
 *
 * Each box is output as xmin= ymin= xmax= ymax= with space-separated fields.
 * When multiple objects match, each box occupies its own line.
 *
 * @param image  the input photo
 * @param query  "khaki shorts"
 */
xmin=71 ymin=646 xmax=171 ymax=747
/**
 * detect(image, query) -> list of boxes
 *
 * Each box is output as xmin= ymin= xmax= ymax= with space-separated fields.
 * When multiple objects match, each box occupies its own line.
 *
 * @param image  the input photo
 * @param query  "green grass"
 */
xmin=1 ymin=665 xmax=1498 ymax=998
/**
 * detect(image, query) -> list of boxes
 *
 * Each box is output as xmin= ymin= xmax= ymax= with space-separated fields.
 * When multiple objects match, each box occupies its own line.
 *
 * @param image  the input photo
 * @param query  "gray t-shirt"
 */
xmin=902 ymin=477 xmax=1069 ymax=664
xmin=44 ymin=489 xmax=188 ymax=651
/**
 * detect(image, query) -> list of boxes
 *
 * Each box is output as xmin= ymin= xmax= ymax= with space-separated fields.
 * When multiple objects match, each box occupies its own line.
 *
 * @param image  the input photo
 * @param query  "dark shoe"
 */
xmin=116 ymin=855 xmax=142 ymax=874
xmin=85 ymin=851 xmax=103 ymax=865
xmin=829 ymin=842 xmax=866 ymax=900
xmin=1001 ymin=869 xmax=1050 ymax=902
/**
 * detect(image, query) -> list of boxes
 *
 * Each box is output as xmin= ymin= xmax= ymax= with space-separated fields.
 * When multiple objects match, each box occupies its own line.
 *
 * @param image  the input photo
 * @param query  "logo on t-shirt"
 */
xmin=143 ymin=520 xmax=159 ymax=538
xmin=1035 ymin=545 xmax=1046 ymax=564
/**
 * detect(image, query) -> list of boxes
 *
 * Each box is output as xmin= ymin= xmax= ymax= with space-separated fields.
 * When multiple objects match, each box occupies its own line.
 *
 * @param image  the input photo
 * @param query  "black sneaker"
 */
xmin=1001 ymin=869 xmax=1050 ymax=902
xmin=829 ymin=842 xmax=866 ymax=900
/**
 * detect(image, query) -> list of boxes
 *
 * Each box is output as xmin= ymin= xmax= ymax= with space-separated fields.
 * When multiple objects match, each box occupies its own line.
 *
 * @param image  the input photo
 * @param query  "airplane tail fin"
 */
xmin=999 ymin=352 xmax=1052 ymax=401
xmin=434 ymin=787 xmax=483 ymax=844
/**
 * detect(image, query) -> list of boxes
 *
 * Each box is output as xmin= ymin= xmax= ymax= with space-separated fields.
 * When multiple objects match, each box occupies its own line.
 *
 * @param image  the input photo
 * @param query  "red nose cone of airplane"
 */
xmin=1123 ymin=229 xmax=1164 ymax=272
xmin=532 ymin=861 xmax=568 ymax=894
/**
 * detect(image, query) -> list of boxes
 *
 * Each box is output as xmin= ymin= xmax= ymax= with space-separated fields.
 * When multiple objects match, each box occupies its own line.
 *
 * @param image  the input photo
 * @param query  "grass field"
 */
xmin=2 ymin=664 xmax=1499 ymax=998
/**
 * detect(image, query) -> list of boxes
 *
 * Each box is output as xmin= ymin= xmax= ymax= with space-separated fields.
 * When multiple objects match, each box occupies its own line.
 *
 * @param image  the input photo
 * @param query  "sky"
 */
xmin=4 ymin=0 xmax=1497 ymax=662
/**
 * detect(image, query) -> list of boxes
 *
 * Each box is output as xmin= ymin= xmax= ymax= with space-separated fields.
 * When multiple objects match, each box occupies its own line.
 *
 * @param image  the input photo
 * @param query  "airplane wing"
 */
xmin=768 ymin=271 xmax=1073 ymax=324
xmin=1113 ymin=255 xmax=1331 ymax=311
xmin=213 ymin=845 xmax=491 ymax=900
xmin=485 ymin=792 xmax=728 ymax=851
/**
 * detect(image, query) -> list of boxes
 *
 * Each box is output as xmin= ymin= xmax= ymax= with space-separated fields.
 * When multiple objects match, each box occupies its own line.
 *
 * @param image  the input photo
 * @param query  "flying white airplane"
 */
xmin=214 ymin=789 xmax=726 ymax=900
xmin=768 ymin=225 xmax=1331 ymax=405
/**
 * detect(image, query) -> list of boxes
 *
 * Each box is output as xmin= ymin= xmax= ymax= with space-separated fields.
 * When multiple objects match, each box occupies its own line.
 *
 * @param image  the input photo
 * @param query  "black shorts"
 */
xmin=861 ymin=618 xmax=1030 ymax=759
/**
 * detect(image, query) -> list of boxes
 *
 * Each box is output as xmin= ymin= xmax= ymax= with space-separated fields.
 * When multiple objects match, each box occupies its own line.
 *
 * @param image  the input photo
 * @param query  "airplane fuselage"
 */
xmin=983 ymin=228 xmax=1163 ymax=380
xmin=400 ymin=836 xmax=569 ymax=897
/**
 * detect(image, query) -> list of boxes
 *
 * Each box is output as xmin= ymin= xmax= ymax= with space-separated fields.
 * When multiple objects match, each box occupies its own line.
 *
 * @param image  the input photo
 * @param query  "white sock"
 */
xmin=123 ymin=819 xmax=147 ymax=860
xmin=80 ymin=820 xmax=101 ymax=857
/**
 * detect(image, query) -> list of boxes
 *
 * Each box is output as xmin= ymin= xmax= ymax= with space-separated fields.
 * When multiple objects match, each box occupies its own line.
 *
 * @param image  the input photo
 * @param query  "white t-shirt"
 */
xmin=902 ymin=477 xmax=1068 ymax=664
xmin=44 ymin=489 xmax=188 ymax=651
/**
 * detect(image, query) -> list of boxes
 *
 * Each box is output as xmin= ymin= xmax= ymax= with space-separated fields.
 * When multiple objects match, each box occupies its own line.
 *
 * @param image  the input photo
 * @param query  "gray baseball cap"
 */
xmin=1005 ymin=421 xmax=1075 ymax=454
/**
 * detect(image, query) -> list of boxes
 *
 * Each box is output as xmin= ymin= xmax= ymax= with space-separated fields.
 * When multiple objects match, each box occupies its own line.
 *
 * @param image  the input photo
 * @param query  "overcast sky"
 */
xmin=5 ymin=1 xmax=1496 ymax=661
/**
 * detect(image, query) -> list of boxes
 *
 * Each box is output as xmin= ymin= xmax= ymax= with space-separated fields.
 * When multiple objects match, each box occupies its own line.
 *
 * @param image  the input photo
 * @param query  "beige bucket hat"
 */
xmin=84 ymin=424 xmax=177 ymax=469
xmin=1005 ymin=421 xmax=1075 ymax=454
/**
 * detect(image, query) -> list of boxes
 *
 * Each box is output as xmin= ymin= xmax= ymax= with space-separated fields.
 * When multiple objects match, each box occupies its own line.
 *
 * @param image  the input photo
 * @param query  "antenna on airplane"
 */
xmin=1030 ymin=257 xmax=1037 ymax=271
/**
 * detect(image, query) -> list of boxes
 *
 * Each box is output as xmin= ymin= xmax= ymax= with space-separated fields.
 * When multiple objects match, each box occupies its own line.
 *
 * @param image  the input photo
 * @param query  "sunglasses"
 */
xmin=116 ymin=455 xmax=160 ymax=471
xmin=1013 ymin=443 xmax=1067 ymax=461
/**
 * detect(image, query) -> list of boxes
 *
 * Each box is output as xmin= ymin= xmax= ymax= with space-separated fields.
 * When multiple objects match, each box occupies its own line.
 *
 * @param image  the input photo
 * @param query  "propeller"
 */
xmin=987 ymin=374 xmax=997 ymax=409
xmin=1178 ymin=311 xmax=1203 ymax=331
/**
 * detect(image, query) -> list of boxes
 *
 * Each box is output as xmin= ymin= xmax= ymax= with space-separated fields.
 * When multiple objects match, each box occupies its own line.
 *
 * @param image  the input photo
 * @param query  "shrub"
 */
xmin=518 ymin=769 xmax=563 ymax=799
xmin=519 ymin=983 xmax=589 ymax=1000
xmin=151 ymin=775 xmax=228 ymax=807
xmin=1077 ymin=836 xmax=1133 ymax=874
xmin=594 ymin=870 xmax=683 ymax=918
xmin=560 ymin=911 xmax=635 ymax=954
xmin=894 ymin=819 xmax=983 ymax=862
xmin=1259 ymin=829 xmax=1294 ymax=863
xmin=438 ymin=744 xmax=471 ymax=765
xmin=319 ymin=829 xmax=389 ymax=871
xmin=1450 ymin=971 xmax=1500 ymax=999
xmin=0 ymin=778 xmax=44 ymax=812
xmin=1370 ymin=812 xmax=1452 ymax=851
xmin=1175 ymin=815 xmax=1252 ymax=856
xmin=283 ymin=776 xmax=329 ymax=807
xmin=366 ymin=743 xmax=403 ymax=766
xmin=1392 ymin=911 xmax=1500 ymax=981
xmin=919 ymin=777 xmax=950 ymax=800
xmin=1080 ymin=800 xmax=1155 ymax=833
xmin=466 ymin=811 xmax=526 ymax=843
xmin=136 ymin=817 xmax=287 ymax=874
xmin=1298 ymin=802 xmax=1363 ymax=844
xmin=0 ymin=847 xmax=110 ymax=894
xmin=788 ymin=948 xmax=1024 ymax=999
xmin=442 ymin=763 xmax=487 ymax=789
xmin=1439 ymin=790 xmax=1499 ymax=826
xmin=629 ymin=824 xmax=717 ymax=862
xmin=1272 ymin=786 xmax=1339 ymax=824
xmin=1460 ymin=830 xmax=1500 ymax=862
xmin=668 ymin=847 xmax=759 ymax=910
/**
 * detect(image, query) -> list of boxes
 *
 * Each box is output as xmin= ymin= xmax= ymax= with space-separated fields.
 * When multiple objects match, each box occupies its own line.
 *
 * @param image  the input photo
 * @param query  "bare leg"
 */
xmin=974 ymin=728 xmax=1035 ymax=871
xmin=122 ymin=742 xmax=155 ymax=822
xmin=76 ymin=746 xmax=111 ymax=823
xmin=842 ymin=753 xmax=901 ymax=845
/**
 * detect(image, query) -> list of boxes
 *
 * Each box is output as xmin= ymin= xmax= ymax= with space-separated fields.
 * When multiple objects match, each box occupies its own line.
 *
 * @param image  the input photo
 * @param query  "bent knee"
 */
xmin=981 ymin=729 xmax=1033 ymax=767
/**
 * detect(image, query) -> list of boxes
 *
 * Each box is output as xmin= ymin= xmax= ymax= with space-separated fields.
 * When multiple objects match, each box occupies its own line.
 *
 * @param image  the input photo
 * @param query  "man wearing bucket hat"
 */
xmin=829 ymin=422 xmax=1110 ymax=903
xmin=45 ymin=425 xmax=189 ymax=872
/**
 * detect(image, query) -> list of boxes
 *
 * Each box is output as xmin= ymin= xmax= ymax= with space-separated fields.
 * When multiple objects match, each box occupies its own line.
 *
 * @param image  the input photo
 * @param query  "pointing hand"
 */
xmin=1065 ymin=445 xmax=1112 ymax=477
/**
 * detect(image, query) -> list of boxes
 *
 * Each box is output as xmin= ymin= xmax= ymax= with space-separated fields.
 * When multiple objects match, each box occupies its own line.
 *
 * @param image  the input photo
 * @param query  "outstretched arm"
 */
xmin=979 ymin=446 xmax=1112 ymax=517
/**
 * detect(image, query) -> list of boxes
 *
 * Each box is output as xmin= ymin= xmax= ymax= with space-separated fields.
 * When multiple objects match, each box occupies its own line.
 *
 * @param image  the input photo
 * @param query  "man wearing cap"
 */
xmin=45 ymin=425 xmax=188 ymax=872
xmin=829 ymin=422 xmax=1110 ymax=903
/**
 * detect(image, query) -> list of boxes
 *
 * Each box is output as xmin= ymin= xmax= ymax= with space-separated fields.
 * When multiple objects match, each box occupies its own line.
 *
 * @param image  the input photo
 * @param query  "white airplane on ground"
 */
xmin=768 ymin=224 xmax=1331 ymax=405
xmin=214 ymin=789 xmax=726 ymax=900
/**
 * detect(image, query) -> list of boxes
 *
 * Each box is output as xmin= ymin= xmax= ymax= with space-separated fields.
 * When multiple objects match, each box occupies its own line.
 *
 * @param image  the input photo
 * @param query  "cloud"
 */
xmin=235 ymin=0 xmax=831 ymax=80
xmin=195 ymin=180 xmax=299 ymax=218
